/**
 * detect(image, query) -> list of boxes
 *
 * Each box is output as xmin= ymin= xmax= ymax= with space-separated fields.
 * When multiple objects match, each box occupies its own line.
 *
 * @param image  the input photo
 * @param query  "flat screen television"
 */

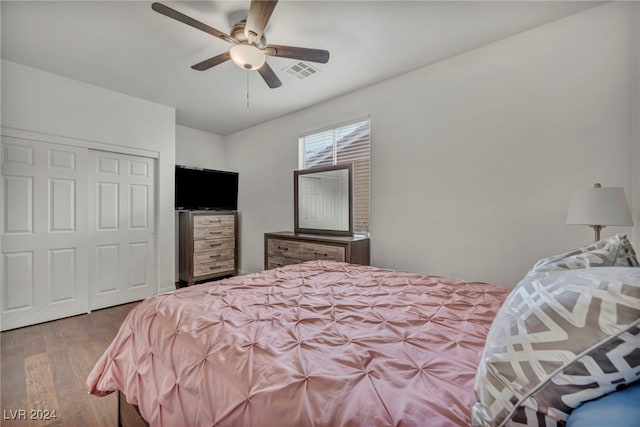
xmin=175 ymin=165 xmax=238 ymax=210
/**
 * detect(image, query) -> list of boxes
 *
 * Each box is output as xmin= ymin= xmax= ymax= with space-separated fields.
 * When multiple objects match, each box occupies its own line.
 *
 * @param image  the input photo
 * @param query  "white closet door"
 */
xmin=1 ymin=137 xmax=89 ymax=330
xmin=88 ymin=150 xmax=156 ymax=310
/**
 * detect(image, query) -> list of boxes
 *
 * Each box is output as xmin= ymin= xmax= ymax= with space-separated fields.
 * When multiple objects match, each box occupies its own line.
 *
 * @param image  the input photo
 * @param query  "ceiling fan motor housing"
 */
xmin=231 ymin=20 xmax=266 ymax=49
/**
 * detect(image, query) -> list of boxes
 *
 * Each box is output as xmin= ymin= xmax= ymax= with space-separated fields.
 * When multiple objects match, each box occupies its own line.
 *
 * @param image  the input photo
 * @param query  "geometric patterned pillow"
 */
xmin=471 ymin=267 xmax=640 ymax=427
xmin=531 ymin=234 xmax=639 ymax=273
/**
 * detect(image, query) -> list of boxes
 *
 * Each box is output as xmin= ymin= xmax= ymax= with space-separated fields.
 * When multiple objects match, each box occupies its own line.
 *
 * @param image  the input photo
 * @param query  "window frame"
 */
xmin=298 ymin=116 xmax=371 ymax=235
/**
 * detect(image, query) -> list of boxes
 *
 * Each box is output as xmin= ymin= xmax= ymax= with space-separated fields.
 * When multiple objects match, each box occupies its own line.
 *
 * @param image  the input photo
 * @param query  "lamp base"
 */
xmin=589 ymin=225 xmax=604 ymax=243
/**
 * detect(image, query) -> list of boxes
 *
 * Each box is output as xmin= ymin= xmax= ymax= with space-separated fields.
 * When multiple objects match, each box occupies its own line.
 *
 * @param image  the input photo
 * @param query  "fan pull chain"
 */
xmin=246 ymin=71 xmax=250 ymax=108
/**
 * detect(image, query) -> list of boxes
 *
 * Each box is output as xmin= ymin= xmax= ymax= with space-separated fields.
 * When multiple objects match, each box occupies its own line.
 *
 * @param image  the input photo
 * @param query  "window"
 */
xmin=298 ymin=118 xmax=370 ymax=234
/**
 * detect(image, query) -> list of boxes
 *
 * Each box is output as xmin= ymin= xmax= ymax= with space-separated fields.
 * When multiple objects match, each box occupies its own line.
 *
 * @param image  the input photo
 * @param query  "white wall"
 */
xmin=1 ymin=59 xmax=177 ymax=293
xmin=227 ymin=2 xmax=637 ymax=286
xmin=176 ymin=125 xmax=227 ymax=170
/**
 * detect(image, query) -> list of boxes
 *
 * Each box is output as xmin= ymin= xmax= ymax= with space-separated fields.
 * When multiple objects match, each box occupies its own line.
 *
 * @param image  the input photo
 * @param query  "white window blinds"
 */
xmin=298 ymin=119 xmax=370 ymax=234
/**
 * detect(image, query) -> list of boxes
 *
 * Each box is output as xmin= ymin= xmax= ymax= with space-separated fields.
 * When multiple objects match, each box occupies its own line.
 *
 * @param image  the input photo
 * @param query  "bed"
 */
xmin=87 ymin=260 xmax=511 ymax=426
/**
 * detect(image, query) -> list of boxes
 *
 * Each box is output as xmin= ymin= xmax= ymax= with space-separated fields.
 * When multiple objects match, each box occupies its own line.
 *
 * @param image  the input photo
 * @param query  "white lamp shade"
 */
xmin=229 ymin=44 xmax=266 ymax=70
xmin=565 ymin=186 xmax=633 ymax=226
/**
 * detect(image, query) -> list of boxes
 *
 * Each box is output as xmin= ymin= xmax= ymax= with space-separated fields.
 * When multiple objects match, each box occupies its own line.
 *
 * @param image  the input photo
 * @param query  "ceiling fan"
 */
xmin=151 ymin=1 xmax=330 ymax=88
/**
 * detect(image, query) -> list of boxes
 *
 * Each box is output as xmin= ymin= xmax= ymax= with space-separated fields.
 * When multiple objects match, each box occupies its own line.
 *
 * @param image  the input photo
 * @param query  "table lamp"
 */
xmin=565 ymin=183 xmax=633 ymax=242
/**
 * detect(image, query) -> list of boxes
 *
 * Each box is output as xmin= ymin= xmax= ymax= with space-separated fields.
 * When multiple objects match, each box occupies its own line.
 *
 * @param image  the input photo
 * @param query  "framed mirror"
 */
xmin=294 ymin=163 xmax=353 ymax=236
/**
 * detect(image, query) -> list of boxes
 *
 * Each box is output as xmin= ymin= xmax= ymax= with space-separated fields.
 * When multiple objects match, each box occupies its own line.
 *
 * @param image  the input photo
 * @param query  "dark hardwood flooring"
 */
xmin=1 ymin=303 xmax=138 ymax=426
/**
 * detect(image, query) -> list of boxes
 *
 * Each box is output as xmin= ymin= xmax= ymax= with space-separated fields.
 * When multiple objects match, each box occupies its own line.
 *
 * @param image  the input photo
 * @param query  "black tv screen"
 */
xmin=175 ymin=166 xmax=238 ymax=210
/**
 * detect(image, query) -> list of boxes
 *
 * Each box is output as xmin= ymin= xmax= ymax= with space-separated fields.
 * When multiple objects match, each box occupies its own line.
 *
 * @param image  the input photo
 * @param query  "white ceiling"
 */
xmin=1 ymin=1 xmax=601 ymax=136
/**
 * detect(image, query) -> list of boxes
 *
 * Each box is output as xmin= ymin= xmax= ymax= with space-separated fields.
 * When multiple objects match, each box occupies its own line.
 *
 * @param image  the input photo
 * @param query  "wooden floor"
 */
xmin=1 ymin=303 xmax=138 ymax=426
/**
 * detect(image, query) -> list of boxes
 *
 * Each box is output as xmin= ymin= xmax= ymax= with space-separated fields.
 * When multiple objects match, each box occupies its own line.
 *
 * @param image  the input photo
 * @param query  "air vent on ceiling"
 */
xmin=283 ymin=61 xmax=320 ymax=80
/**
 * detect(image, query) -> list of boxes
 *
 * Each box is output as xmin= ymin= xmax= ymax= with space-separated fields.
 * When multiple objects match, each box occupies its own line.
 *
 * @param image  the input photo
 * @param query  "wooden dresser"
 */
xmin=179 ymin=211 xmax=238 ymax=285
xmin=264 ymin=231 xmax=370 ymax=270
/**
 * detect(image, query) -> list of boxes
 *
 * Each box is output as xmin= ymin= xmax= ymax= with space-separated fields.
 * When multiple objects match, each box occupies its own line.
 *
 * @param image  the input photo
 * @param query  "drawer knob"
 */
xmin=209 ymin=243 xmax=222 ymax=247
xmin=210 ymin=255 xmax=221 ymax=259
xmin=210 ymin=231 xmax=221 ymax=235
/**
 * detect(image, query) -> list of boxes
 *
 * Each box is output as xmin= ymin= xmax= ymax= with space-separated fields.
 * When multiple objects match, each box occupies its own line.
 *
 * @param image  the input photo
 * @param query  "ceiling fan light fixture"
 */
xmin=229 ymin=44 xmax=266 ymax=70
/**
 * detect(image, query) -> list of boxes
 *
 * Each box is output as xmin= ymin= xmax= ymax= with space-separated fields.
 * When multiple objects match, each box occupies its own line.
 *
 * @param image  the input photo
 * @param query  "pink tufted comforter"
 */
xmin=87 ymin=261 xmax=511 ymax=426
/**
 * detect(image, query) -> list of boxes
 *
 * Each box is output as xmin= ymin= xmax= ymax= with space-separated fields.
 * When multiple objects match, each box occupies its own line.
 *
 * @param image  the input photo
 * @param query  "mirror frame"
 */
xmin=294 ymin=163 xmax=353 ymax=236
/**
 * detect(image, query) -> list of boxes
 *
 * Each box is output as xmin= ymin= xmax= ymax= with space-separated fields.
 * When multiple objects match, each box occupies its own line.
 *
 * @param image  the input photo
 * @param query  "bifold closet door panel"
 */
xmin=88 ymin=150 xmax=156 ymax=310
xmin=1 ymin=137 xmax=89 ymax=331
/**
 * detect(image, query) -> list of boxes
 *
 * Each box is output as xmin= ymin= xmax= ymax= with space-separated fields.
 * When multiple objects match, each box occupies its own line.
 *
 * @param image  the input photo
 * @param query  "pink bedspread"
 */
xmin=87 ymin=261 xmax=511 ymax=426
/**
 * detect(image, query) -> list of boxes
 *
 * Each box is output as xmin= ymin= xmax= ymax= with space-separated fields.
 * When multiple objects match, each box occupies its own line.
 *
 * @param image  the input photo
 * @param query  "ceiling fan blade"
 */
xmin=191 ymin=52 xmax=232 ymax=71
xmin=245 ymin=0 xmax=278 ymax=44
xmin=265 ymin=45 xmax=329 ymax=64
xmin=151 ymin=2 xmax=235 ymax=44
xmin=257 ymin=62 xmax=282 ymax=89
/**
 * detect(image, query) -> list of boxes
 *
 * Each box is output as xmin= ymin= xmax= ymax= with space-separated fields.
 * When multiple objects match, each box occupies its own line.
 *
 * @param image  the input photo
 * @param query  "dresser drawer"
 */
xmin=193 ymin=238 xmax=235 ymax=253
xmin=267 ymin=239 xmax=302 ymax=258
xmin=193 ymin=225 xmax=234 ymax=240
xmin=300 ymin=243 xmax=345 ymax=262
xmin=194 ymin=259 xmax=235 ymax=277
xmin=193 ymin=214 xmax=235 ymax=228
xmin=266 ymin=255 xmax=305 ymax=269
xmin=266 ymin=256 xmax=286 ymax=269
xmin=194 ymin=248 xmax=234 ymax=264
